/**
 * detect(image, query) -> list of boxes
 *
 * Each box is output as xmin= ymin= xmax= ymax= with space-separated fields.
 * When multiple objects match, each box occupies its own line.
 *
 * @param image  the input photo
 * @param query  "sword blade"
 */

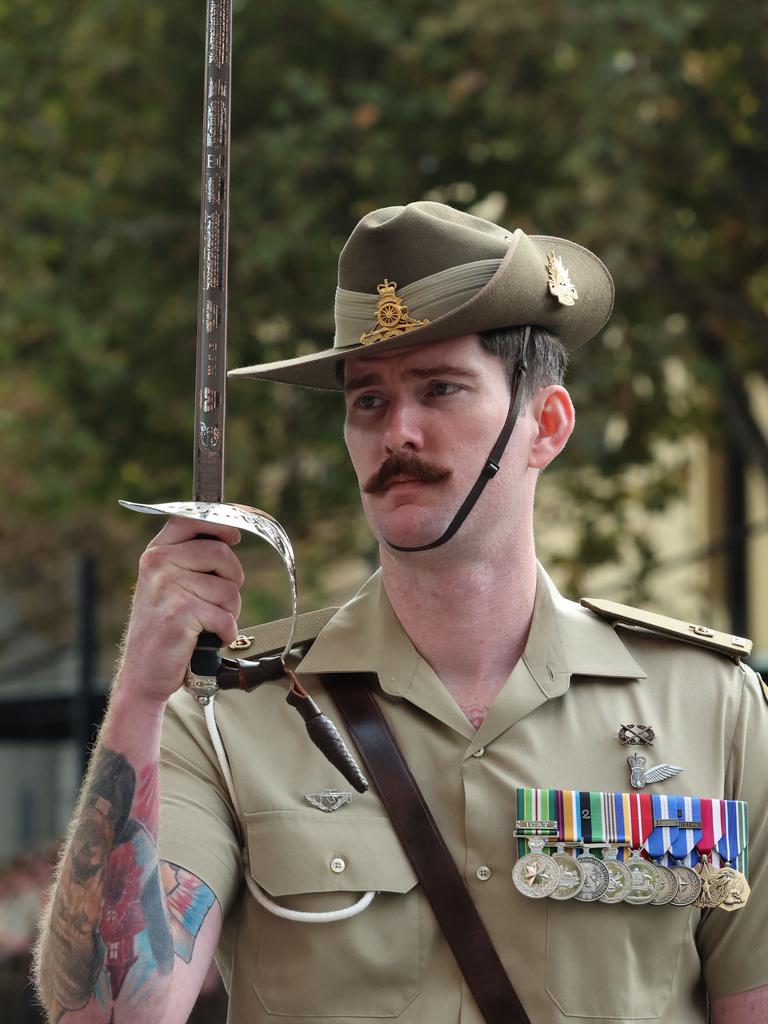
xmin=193 ymin=0 xmax=232 ymax=503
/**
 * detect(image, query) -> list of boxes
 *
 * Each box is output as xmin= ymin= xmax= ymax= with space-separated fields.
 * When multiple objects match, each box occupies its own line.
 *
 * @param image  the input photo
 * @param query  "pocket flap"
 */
xmin=245 ymin=810 xmax=418 ymax=896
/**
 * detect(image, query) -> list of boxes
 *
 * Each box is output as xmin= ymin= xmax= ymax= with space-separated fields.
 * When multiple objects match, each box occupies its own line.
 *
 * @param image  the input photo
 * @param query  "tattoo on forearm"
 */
xmin=43 ymin=747 xmax=215 ymax=1020
xmin=162 ymin=862 xmax=216 ymax=963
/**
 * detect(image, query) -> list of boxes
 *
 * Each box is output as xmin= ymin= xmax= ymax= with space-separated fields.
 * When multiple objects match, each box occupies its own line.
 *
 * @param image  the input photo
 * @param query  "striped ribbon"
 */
xmin=516 ymin=789 xmax=748 ymax=873
xmin=717 ymin=799 xmax=748 ymax=874
xmin=668 ymin=796 xmax=702 ymax=867
xmin=647 ymin=794 xmax=673 ymax=862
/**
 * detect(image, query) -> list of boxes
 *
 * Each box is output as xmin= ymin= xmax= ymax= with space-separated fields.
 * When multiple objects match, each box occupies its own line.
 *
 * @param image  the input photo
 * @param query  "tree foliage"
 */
xmin=1 ymin=0 xmax=766 ymax=641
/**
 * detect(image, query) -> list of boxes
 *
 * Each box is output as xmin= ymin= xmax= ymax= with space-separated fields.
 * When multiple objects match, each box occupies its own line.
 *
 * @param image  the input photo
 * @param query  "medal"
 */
xmin=513 ymin=837 xmax=560 ymax=899
xmin=694 ymin=859 xmax=731 ymax=909
xmin=624 ymin=848 xmax=661 ymax=904
xmin=651 ymin=864 xmax=679 ymax=905
xmin=670 ymin=865 xmax=702 ymax=906
xmin=574 ymin=850 xmax=610 ymax=901
xmin=667 ymin=794 xmax=703 ymax=906
xmin=562 ymin=789 xmax=610 ymax=902
xmin=598 ymin=844 xmax=632 ymax=904
xmin=549 ymin=843 xmax=585 ymax=901
xmin=514 ymin=787 xmax=749 ymax=912
xmin=717 ymin=866 xmax=751 ymax=912
xmin=624 ymin=790 xmax=661 ymax=904
xmin=646 ymin=795 xmax=677 ymax=905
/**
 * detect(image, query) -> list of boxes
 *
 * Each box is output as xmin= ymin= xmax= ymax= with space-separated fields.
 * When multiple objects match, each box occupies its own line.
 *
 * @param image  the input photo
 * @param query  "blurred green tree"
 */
xmin=1 ymin=0 xmax=766 ymax=643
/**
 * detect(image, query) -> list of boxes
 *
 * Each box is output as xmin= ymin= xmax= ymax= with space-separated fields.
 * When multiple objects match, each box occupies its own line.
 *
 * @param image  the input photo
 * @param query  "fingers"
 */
xmin=141 ymin=535 xmax=245 ymax=587
xmin=157 ymin=589 xmax=240 ymax=648
xmin=171 ymin=568 xmax=242 ymax=622
xmin=148 ymin=515 xmax=242 ymax=550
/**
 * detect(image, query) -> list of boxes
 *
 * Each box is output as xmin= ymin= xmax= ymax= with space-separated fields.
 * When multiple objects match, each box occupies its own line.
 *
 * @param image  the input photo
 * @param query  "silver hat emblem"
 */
xmin=627 ymin=753 xmax=684 ymax=790
xmin=304 ymin=789 xmax=353 ymax=812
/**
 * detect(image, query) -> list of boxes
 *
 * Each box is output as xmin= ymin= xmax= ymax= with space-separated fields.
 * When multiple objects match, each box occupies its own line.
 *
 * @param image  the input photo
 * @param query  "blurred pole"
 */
xmin=725 ymin=441 xmax=748 ymax=641
xmin=74 ymin=554 xmax=97 ymax=778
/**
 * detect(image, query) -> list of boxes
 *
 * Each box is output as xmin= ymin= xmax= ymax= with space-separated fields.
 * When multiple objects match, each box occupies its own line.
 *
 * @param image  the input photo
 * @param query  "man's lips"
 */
xmin=383 ymin=476 xmax=422 ymax=490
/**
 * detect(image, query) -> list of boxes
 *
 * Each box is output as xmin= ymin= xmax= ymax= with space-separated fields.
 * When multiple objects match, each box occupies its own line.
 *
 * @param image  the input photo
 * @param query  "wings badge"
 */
xmin=627 ymin=753 xmax=684 ymax=790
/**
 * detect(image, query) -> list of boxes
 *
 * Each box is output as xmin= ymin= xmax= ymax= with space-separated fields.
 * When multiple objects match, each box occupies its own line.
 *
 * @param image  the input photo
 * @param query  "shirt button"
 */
xmin=476 ymin=865 xmax=492 ymax=881
xmin=330 ymin=856 xmax=346 ymax=873
xmin=472 ymin=747 xmax=485 ymax=758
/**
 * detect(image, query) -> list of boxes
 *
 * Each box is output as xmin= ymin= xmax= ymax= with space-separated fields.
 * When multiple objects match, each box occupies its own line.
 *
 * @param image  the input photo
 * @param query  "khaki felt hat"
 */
xmin=229 ymin=201 xmax=614 ymax=391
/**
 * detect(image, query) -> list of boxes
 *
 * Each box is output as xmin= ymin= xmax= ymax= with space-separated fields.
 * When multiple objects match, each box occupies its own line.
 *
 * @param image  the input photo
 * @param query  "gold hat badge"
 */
xmin=360 ymin=279 xmax=429 ymax=345
xmin=545 ymin=252 xmax=579 ymax=306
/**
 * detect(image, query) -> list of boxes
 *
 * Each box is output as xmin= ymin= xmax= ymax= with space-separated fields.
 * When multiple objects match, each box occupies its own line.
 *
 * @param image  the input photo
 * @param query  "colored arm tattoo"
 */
xmin=161 ymin=861 xmax=216 ymax=964
xmin=40 ymin=747 xmax=216 ymax=1022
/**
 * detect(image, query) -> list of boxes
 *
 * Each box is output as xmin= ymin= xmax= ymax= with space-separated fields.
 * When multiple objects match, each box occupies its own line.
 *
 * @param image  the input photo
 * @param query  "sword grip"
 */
xmin=189 ymin=533 xmax=223 ymax=677
xmin=190 ymin=631 xmax=222 ymax=676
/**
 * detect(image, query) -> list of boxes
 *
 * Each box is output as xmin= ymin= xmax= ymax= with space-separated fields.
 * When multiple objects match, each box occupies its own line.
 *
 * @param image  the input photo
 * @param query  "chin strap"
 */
xmin=386 ymin=325 xmax=532 ymax=553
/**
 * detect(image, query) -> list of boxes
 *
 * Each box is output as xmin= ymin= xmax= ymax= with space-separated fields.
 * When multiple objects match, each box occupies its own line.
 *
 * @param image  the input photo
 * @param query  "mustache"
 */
xmin=363 ymin=453 xmax=452 ymax=494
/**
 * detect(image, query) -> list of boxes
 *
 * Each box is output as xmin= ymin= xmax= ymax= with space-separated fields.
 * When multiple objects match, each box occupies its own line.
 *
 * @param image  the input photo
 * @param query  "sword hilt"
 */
xmin=187 ymin=533 xmax=224 ymax=701
xmin=190 ymin=630 xmax=223 ymax=675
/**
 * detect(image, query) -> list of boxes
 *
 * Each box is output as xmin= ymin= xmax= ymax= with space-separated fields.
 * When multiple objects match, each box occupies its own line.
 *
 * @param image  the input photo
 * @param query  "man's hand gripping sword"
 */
xmin=120 ymin=0 xmax=366 ymax=793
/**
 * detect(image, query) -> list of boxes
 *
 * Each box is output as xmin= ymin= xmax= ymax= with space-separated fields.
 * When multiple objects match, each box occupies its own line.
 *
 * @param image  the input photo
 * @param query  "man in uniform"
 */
xmin=35 ymin=202 xmax=768 ymax=1023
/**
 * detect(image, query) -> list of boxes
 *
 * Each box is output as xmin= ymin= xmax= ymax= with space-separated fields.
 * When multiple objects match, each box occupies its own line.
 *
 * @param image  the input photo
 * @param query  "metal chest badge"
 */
xmin=304 ymin=789 xmax=353 ymax=812
xmin=627 ymin=752 xmax=684 ymax=790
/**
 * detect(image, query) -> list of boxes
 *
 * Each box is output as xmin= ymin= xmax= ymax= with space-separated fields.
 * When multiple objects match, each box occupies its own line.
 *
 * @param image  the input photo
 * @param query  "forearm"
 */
xmin=34 ymin=518 xmax=240 ymax=1022
xmin=711 ymin=984 xmax=768 ymax=1023
xmin=34 ymin=686 xmax=175 ymax=1022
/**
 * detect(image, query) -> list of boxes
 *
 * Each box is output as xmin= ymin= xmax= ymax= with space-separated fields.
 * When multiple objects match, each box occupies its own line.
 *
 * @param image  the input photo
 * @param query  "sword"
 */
xmin=120 ymin=0 xmax=366 ymax=793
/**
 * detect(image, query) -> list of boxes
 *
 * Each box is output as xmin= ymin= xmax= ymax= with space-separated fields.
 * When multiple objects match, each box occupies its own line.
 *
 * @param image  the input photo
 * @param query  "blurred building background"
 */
xmin=1 ymin=0 xmax=766 ymax=1018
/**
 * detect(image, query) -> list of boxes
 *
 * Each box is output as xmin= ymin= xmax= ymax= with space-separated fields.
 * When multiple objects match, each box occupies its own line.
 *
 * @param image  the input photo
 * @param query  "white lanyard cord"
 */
xmin=202 ymin=695 xmax=375 ymax=924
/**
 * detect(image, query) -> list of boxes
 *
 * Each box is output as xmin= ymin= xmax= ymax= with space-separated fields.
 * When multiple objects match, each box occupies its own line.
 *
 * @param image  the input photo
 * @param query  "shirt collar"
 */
xmin=297 ymin=563 xmax=645 ymax=690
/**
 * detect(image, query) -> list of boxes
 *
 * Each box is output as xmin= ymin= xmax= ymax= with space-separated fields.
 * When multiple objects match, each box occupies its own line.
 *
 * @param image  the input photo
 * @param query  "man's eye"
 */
xmin=355 ymin=393 xmax=383 ymax=410
xmin=429 ymin=382 xmax=460 ymax=397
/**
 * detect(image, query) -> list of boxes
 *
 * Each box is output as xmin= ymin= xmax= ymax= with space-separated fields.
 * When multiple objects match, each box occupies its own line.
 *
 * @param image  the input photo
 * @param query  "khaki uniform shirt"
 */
xmin=159 ymin=565 xmax=768 ymax=1023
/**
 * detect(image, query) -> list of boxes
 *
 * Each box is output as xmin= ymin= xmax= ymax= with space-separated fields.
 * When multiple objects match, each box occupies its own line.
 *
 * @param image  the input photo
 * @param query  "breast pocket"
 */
xmin=245 ymin=810 xmax=423 ymax=1019
xmin=545 ymin=898 xmax=693 ymax=1019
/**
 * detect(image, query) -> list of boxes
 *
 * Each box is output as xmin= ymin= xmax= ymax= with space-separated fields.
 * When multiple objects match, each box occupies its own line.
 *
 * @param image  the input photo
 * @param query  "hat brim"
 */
xmin=229 ymin=233 xmax=614 ymax=391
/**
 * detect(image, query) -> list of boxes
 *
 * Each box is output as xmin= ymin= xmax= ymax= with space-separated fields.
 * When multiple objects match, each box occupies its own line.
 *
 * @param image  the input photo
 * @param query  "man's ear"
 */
xmin=527 ymin=385 xmax=574 ymax=469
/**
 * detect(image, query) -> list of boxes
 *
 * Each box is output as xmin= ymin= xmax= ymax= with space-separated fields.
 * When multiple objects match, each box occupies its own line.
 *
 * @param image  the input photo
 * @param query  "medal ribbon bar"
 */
xmin=516 ymin=788 xmax=747 ymax=871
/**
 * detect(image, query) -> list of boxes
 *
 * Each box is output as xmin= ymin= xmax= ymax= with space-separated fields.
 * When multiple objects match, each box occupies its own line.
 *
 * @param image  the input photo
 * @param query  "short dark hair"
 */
xmin=336 ymin=325 xmax=568 ymax=394
xmin=478 ymin=325 xmax=568 ymax=399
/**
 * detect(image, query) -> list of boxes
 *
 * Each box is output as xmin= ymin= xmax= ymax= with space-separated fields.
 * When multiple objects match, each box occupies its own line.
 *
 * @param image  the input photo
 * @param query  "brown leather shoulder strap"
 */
xmin=324 ymin=673 xmax=530 ymax=1024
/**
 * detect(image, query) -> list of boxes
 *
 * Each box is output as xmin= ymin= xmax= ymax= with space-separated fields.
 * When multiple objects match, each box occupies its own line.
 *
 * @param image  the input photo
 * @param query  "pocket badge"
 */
xmin=304 ymin=789 xmax=353 ymax=812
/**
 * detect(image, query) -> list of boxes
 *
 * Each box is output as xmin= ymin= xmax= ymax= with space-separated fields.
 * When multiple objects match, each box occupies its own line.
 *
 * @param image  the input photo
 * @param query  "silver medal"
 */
xmin=598 ymin=845 xmax=632 ymax=904
xmin=574 ymin=851 xmax=610 ymax=902
xmin=670 ymin=865 xmax=702 ymax=907
xmin=513 ymin=837 xmax=560 ymax=899
xmin=549 ymin=844 xmax=585 ymax=901
xmin=650 ymin=864 xmax=679 ymax=906
xmin=623 ymin=849 xmax=661 ymax=905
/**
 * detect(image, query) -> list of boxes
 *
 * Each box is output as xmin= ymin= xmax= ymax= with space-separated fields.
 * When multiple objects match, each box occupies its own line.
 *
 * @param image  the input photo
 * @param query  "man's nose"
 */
xmin=383 ymin=399 xmax=424 ymax=454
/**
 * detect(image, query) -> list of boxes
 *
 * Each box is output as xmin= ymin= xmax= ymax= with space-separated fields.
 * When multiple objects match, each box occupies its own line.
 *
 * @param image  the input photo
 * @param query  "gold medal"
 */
xmin=718 ymin=866 xmax=751 ymax=912
xmin=694 ymin=860 xmax=732 ymax=909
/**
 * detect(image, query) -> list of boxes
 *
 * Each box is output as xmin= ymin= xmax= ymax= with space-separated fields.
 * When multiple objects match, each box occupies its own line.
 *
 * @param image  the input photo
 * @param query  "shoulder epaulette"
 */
xmin=581 ymin=597 xmax=752 ymax=660
xmin=220 ymin=607 xmax=339 ymax=659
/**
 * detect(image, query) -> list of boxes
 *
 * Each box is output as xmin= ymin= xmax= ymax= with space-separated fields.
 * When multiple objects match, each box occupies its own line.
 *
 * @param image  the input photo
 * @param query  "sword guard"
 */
xmin=119 ymin=498 xmax=299 ymax=707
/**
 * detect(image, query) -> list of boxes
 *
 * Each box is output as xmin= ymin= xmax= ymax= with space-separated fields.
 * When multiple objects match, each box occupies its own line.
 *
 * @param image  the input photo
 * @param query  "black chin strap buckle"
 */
xmin=485 ymin=460 xmax=501 ymax=477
